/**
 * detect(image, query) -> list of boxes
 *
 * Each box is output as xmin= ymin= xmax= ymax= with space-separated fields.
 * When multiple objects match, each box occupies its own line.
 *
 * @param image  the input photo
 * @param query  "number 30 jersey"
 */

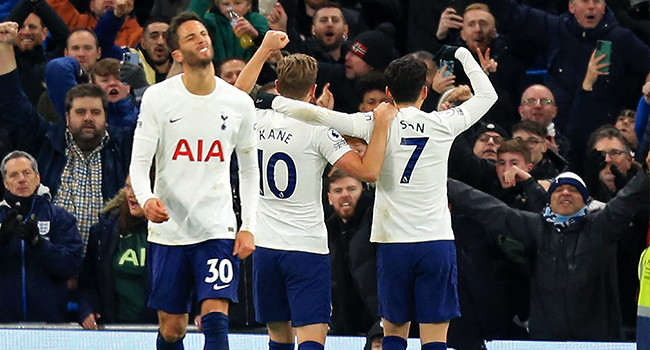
xmin=254 ymin=109 xmax=351 ymax=254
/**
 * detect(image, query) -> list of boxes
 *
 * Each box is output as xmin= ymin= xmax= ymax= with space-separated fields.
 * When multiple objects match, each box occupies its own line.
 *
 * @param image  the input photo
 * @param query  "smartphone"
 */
xmin=440 ymin=60 xmax=454 ymax=79
xmin=122 ymin=51 xmax=140 ymax=66
xmin=595 ymin=40 xmax=611 ymax=72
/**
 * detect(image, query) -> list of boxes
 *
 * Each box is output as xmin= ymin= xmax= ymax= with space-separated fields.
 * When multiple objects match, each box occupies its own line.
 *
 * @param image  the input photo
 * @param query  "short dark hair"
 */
xmin=143 ymin=16 xmax=171 ymax=35
xmin=1 ymin=151 xmax=39 ymax=181
xmin=512 ymin=119 xmax=547 ymax=139
xmin=276 ymin=54 xmax=318 ymax=99
xmin=312 ymin=2 xmax=346 ymax=24
xmin=215 ymin=56 xmax=245 ymax=76
xmin=327 ymin=168 xmax=361 ymax=190
xmin=355 ymin=71 xmax=387 ymax=98
xmin=166 ymin=12 xmax=203 ymax=53
xmin=66 ymin=28 xmax=99 ymax=49
xmin=497 ymin=139 xmax=532 ymax=164
xmin=586 ymin=125 xmax=631 ymax=153
xmin=64 ymin=83 xmax=108 ymax=114
xmin=384 ymin=57 xmax=427 ymax=104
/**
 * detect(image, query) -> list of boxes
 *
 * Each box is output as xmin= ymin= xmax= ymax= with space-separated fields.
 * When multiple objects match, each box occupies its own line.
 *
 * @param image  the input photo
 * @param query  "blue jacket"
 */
xmin=78 ymin=206 xmax=155 ymax=324
xmin=0 ymin=68 xmax=133 ymax=202
xmin=485 ymin=0 xmax=650 ymax=133
xmin=0 ymin=189 xmax=83 ymax=322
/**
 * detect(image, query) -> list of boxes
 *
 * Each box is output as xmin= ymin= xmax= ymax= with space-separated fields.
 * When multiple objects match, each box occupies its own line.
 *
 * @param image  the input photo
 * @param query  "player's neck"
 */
xmin=182 ymin=64 xmax=216 ymax=96
xmin=395 ymin=100 xmax=423 ymax=110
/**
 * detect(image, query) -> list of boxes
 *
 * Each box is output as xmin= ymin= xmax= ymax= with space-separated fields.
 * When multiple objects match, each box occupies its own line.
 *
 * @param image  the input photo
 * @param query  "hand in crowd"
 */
xmin=259 ymin=30 xmax=289 ymax=53
xmin=436 ymin=8 xmax=463 ymax=40
xmin=501 ymin=165 xmax=531 ymax=188
xmin=438 ymin=85 xmax=472 ymax=111
xmin=265 ymin=2 xmax=288 ymax=33
xmin=144 ymin=198 xmax=170 ymax=223
xmin=0 ymin=21 xmax=18 ymax=46
xmin=233 ymin=17 xmax=259 ymax=39
xmin=113 ymin=0 xmax=134 ymax=18
xmin=373 ymin=101 xmax=399 ymax=126
xmin=642 ymin=81 xmax=650 ymax=104
xmin=82 ymin=313 xmax=101 ymax=330
xmin=432 ymin=64 xmax=455 ymax=94
xmin=477 ymin=48 xmax=497 ymax=74
xmin=316 ymin=83 xmax=334 ymax=110
xmin=582 ymin=50 xmax=609 ymax=91
xmin=233 ymin=230 xmax=255 ymax=259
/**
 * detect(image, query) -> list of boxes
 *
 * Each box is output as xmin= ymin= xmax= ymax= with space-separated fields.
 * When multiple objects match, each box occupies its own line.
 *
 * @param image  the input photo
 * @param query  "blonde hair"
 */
xmin=276 ymin=54 xmax=318 ymax=99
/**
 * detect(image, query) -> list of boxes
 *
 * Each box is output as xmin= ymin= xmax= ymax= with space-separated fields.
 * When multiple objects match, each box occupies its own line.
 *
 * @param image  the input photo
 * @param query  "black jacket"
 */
xmin=326 ymin=188 xmax=378 ymax=335
xmin=448 ymin=169 xmax=650 ymax=341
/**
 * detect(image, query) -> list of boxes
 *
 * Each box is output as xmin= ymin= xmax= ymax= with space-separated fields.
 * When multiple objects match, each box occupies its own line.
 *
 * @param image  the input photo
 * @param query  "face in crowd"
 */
xmin=3 ymin=157 xmax=40 ymax=198
xmin=460 ymin=8 xmax=496 ymax=55
xmin=513 ymin=129 xmax=547 ymax=165
xmin=519 ymin=85 xmax=557 ymax=127
xmin=15 ymin=13 xmax=48 ymax=52
xmin=141 ymin=22 xmax=171 ymax=66
xmin=312 ymin=7 xmax=348 ymax=52
xmin=65 ymin=30 xmax=102 ymax=72
xmin=594 ymin=137 xmax=632 ymax=190
xmin=328 ymin=175 xmax=363 ymax=222
xmin=473 ymin=131 xmax=503 ymax=161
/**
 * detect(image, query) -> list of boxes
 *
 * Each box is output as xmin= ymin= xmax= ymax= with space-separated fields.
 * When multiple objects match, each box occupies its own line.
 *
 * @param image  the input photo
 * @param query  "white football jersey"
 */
xmin=254 ymin=108 xmax=351 ymax=254
xmin=271 ymin=47 xmax=497 ymax=244
xmin=130 ymin=75 xmax=258 ymax=245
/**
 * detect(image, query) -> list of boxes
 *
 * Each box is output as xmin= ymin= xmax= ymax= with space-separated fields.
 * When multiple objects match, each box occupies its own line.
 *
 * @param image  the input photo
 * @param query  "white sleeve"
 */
xmin=271 ymin=97 xmax=374 ymax=142
xmin=445 ymin=47 xmax=498 ymax=136
xmin=235 ymin=102 xmax=259 ymax=234
xmin=129 ymin=89 xmax=159 ymax=208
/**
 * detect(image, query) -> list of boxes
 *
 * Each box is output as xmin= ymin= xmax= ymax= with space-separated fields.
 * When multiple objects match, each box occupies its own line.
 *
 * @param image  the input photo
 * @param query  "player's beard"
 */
xmin=182 ymin=47 xmax=214 ymax=68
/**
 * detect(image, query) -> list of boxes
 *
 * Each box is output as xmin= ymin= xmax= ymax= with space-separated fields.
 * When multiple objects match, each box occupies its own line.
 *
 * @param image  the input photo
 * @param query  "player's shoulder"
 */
xmin=142 ymin=75 xmax=182 ymax=98
xmin=215 ymin=77 xmax=255 ymax=100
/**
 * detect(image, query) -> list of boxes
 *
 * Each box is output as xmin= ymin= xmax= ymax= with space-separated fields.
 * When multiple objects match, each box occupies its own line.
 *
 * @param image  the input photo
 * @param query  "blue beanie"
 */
xmin=547 ymin=172 xmax=590 ymax=204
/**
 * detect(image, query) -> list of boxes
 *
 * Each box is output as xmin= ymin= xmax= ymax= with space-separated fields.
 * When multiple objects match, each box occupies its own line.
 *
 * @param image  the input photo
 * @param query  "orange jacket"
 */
xmin=46 ymin=0 xmax=142 ymax=47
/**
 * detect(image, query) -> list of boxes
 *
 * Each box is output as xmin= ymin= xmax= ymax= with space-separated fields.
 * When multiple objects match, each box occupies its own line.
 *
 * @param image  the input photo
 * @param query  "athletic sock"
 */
xmin=421 ymin=342 xmax=447 ymax=350
xmin=201 ymin=312 xmax=230 ymax=350
xmin=382 ymin=336 xmax=407 ymax=350
xmin=297 ymin=341 xmax=324 ymax=350
xmin=156 ymin=332 xmax=184 ymax=350
xmin=269 ymin=340 xmax=294 ymax=350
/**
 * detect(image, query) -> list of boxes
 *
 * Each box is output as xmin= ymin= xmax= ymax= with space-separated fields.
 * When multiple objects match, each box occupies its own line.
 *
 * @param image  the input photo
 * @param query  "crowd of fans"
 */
xmin=1 ymin=0 xmax=650 ymax=349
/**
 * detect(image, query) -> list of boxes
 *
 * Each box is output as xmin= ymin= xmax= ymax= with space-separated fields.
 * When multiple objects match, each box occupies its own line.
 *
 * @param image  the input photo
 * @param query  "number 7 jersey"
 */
xmin=254 ymin=108 xmax=352 ymax=254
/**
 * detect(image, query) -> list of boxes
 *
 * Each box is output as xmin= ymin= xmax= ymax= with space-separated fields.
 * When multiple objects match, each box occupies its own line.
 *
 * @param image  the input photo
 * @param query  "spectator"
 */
xmin=327 ymin=169 xmax=378 ymax=336
xmin=638 ymin=245 xmax=650 ymax=349
xmin=288 ymin=0 xmax=366 ymax=46
xmin=78 ymin=175 xmax=156 ymax=329
xmin=583 ymin=126 xmax=649 ymax=338
xmin=0 ymin=22 xmax=134 ymax=250
xmin=89 ymin=57 xmax=139 ymax=129
xmin=518 ymin=84 xmax=571 ymax=156
xmin=6 ymin=0 xmax=70 ymax=106
xmin=615 ymin=109 xmax=638 ymax=158
xmin=216 ymin=56 xmax=246 ymax=85
xmin=512 ymin=119 xmax=569 ymax=181
xmin=355 ymin=71 xmax=390 ymax=113
xmin=436 ymin=3 xmax=528 ymax=133
xmin=301 ymin=3 xmax=349 ymax=63
xmin=484 ymin=0 xmax=650 ymax=135
xmin=46 ymin=0 xmax=142 ymax=47
xmin=0 ymin=150 xmax=83 ymax=322
xmin=447 ymin=168 xmax=650 ymax=341
xmin=316 ymin=26 xmax=397 ymax=113
xmin=363 ymin=321 xmax=384 ymax=350
xmin=187 ymin=0 xmax=269 ymax=62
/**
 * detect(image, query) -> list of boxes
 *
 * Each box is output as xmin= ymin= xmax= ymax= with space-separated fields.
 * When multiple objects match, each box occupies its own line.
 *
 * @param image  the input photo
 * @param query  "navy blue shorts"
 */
xmin=148 ymin=239 xmax=240 ymax=314
xmin=377 ymin=240 xmax=460 ymax=324
xmin=253 ymin=247 xmax=331 ymax=327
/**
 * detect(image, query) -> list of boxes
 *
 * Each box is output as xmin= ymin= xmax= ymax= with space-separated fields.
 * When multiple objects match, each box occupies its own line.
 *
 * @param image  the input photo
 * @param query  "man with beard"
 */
xmin=303 ymin=3 xmax=348 ymax=63
xmin=95 ymin=15 xmax=171 ymax=84
xmin=0 ymin=21 xmax=134 ymax=250
xmin=5 ymin=0 xmax=70 ymax=106
xmin=129 ymin=12 xmax=258 ymax=350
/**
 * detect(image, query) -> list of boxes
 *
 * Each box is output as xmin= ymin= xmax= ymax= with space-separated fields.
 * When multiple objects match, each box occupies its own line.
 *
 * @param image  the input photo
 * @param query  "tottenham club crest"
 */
xmin=221 ymin=113 xmax=228 ymax=130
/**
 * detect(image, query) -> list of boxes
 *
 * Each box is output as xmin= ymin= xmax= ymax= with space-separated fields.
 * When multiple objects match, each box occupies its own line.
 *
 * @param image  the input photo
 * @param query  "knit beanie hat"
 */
xmin=349 ymin=29 xmax=396 ymax=71
xmin=547 ymin=172 xmax=590 ymax=204
xmin=473 ymin=122 xmax=508 ymax=143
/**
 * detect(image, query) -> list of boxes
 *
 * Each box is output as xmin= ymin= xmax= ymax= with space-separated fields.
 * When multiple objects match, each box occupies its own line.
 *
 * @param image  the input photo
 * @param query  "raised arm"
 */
xmin=442 ymin=46 xmax=498 ymax=136
xmin=0 ymin=21 xmax=18 ymax=74
xmin=234 ymin=30 xmax=288 ymax=94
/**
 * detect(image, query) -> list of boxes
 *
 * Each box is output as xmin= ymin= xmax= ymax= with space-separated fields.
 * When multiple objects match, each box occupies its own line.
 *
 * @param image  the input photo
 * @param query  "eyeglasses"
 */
xmin=522 ymin=98 xmax=554 ymax=106
xmin=600 ymin=149 xmax=629 ymax=160
xmin=514 ymin=137 xmax=542 ymax=148
xmin=478 ymin=134 xmax=504 ymax=145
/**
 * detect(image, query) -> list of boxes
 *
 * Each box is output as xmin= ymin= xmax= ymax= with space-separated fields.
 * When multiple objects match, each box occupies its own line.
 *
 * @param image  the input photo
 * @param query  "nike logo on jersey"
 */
xmin=170 ymin=117 xmax=183 ymax=123
xmin=213 ymin=284 xmax=231 ymax=291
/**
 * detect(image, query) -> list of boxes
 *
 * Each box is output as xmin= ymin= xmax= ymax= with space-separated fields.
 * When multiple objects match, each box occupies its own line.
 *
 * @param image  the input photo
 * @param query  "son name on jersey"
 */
xmin=400 ymin=120 xmax=426 ymax=133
